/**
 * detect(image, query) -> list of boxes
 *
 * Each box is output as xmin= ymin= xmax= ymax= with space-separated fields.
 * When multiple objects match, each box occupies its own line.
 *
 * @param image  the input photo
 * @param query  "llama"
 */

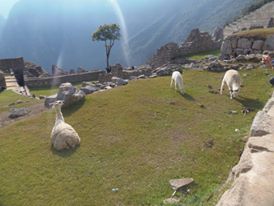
xmin=170 ymin=71 xmax=184 ymax=94
xmin=51 ymin=100 xmax=81 ymax=151
xmin=220 ymin=69 xmax=241 ymax=99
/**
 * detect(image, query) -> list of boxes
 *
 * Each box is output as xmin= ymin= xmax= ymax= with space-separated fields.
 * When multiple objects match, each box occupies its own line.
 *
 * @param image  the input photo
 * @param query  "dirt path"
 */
xmin=0 ymin=103 xmax=48 ymax=128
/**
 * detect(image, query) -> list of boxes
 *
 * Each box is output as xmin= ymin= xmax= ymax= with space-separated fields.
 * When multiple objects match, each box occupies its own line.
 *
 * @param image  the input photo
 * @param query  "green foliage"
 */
xmin=92 ymin=24 xmax=121 ymax=69
xmin=0 ymin=69 xmax=273 ymax=205
xmin=92 ymin=24 xmax=121 ymax=42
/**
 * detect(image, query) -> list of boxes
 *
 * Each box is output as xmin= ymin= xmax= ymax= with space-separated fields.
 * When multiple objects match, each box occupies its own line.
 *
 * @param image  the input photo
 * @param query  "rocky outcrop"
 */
xmin=216 ymin=93 xmax=274 ymax=206
xmin=221 ymin=35 xmax=274 ymax=58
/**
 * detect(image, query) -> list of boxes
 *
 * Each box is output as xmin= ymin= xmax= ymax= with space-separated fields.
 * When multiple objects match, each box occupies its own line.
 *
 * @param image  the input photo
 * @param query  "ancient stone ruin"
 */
xmin=148 ymin=28 xmax=222 ymax=68
xmin=221 ymin=34 xmax=274 ymax=58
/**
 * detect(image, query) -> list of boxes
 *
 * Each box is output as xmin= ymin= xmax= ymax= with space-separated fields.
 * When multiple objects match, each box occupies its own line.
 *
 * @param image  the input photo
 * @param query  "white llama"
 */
xmin=51 ymin=100 xmax=81 ymax=151
xmin=170 ymin=71 xmax=184 ymax=94
xmin=220 ymin=69 xmax=241 ymax=99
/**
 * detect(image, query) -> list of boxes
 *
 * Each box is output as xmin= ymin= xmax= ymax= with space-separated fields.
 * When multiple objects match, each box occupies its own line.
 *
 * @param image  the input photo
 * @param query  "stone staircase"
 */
xmin=224 ymin=2 xmax=274 ymax=37
xmin=4 ymin=75 xmax=30 ymax=96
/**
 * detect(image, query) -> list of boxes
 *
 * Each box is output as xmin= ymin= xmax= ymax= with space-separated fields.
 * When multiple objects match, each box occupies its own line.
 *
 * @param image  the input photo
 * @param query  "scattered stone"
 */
xmin=229 ymin=110 xmax=238 ymax=115
xmin=80 ymin=85 xmax=99 ymax=95
xmin=235 ymin=128 xmax=240 ymax=132
xmin=15 ymin=100 xmax=24 ymax=104
xmin=169 ymin=178 xmax=194 ymax=196
xmin=137 ymin=74 xmax=146 ymax=79
xmin=149 ymin=74 xmax=158 ymax=78
xmin=204 ymin=139 xmax=214 ymax=148
xmin=111 ymin=76 xmax=128 ymax=86
xmin=207 ymin=61 xmax=225 ymax=72
xmin=9 ymin=107 xmax=31 ymax=119
xmin=111 ymin=188 xmax=119 ymax=192
xmin=163 ymin=197 xmax=181 ymax=205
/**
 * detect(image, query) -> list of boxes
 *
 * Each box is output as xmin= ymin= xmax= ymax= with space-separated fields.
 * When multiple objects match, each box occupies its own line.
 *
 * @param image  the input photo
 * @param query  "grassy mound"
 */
xmin=232 ymin=28 xmax=274 ymax=38
xmin=0 ymin=69 xmax=273 ymax=206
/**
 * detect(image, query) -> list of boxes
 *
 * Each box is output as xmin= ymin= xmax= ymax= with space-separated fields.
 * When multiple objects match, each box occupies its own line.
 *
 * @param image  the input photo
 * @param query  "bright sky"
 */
xmin=0 ymin=0 xmax=19 ymax=18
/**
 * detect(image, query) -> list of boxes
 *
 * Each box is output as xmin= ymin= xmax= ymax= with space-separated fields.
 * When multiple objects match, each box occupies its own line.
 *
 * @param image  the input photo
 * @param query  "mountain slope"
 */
xmin=0 ymin=0 xmax=257 ymax=70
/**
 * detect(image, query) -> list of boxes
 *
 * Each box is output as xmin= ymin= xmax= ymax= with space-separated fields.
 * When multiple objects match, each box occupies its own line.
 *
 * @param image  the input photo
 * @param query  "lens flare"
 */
xmin=108 ymin=0 xmax=131 ymax=66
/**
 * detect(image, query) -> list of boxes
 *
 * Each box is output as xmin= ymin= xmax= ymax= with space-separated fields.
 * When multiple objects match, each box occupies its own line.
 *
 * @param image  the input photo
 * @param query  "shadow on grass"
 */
xmin=235 ymin=96 xmax=264 ymax=110
xmin=181 ymin=93 xmax=196 ymax=102
xmin=50 ymin=145 xmax=80 ymax=157
xmin=62 ymin=100 xmax=85 ymax=117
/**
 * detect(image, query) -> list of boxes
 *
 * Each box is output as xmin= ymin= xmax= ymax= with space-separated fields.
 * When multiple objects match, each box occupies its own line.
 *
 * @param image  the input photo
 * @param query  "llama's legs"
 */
xmin=220 ymin=80 xmax=225 ymax=95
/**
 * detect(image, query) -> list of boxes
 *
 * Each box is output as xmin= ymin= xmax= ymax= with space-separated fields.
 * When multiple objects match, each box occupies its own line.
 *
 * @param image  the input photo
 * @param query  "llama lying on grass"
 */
xmin=51 ymin=100 xmax=81 ymax=151
xmin=170 ymin=71 xmax=184 ymax=94
xmin=220 ymin=69 xmax=241 ymax=99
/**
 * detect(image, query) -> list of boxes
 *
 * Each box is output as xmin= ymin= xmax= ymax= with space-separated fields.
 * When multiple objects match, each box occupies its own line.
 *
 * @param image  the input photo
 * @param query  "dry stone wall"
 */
xmin=216 ymin=92 xmax=274 ymax=206
xmin=221 ymin=34 xmax=274 ymax=58
xmin=26 ymin=70 xmax=104 ymax=88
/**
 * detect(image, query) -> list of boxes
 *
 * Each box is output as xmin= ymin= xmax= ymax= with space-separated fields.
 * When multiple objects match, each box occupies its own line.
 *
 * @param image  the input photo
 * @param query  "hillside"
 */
xmin=224 ymin=1 xmax=274 ymax=37
xmin=0 ymin=0 xmax=257 ymax=70
xmin=0 ymin=68 xmax=272 ymax=205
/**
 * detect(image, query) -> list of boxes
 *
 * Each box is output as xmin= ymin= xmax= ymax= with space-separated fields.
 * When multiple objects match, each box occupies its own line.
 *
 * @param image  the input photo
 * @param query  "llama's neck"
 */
xmin=55 ymin=107 xmax=64 ymax=125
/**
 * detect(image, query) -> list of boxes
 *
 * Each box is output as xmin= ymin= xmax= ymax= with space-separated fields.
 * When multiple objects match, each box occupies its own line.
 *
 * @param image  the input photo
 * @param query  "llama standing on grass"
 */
xmin=220 ymin=69 xmax=241 ymax=99
xmin=51 ymin=100 xmax=81 ymax=151
xmin=170 ymin=71 xmax=184 ymax=94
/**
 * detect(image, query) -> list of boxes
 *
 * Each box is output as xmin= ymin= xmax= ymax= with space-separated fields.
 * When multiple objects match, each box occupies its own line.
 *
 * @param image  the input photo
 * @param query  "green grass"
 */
xmin=0 ymin=69 xmax=273 ymax=206
xmin=0 ymin=90 xmax=40 ymax=113
xmin=187 ymin=50 xmax=220 ymax=61
xmin=233 ymin=28 xmax=274 ymax=38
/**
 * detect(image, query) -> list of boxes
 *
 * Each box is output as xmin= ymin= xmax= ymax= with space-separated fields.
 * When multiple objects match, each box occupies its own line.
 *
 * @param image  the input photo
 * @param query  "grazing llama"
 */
xmin=51 ymin=100 xmax=81 ymax=151
xmin=220 ymin=69 xmax=241 ymax=99
xmin=170 ymin=71 xmax=184 ymax=94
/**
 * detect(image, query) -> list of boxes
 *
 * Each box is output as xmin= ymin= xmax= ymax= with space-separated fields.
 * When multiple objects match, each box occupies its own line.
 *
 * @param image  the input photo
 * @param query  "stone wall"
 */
xmin=0 ymin=71 xmax=6 ymax=88
xmin=216 ymin=92 xmax=274 ymax=206
xmin=0 ymin=57 xmax=25 ymax=74
xmin=148 ymin=28 xmax=221 ymax=68
xmin=221 ymin=34 xmax=274 ymax=58
xmin=26 ymin=70 xmax=104 ymax=88
xmin=180 ymin=28 xmax=221 ymax=54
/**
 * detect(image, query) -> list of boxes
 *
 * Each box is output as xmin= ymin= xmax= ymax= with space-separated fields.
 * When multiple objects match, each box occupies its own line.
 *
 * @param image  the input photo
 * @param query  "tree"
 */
xmin=92 ymin=24 xmax=121 ymax=72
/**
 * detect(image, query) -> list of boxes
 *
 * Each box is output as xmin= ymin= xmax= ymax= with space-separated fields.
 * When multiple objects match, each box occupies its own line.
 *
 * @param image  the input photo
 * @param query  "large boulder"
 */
xmin=44 ymin=82 xmax=85 ymax=108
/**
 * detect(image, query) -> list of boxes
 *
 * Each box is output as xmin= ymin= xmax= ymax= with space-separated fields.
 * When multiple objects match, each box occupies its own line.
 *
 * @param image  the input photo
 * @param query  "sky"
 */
xmin=0 ymin=0 xmax=19 ymax=18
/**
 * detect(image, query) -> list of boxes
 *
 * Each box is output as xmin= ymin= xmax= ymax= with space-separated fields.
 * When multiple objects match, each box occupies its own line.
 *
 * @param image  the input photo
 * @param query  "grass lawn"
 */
xmin=0 ymin=69 xmax=273 ymax=206
xmin=232 ymin=28 xmax=274 ymax=38
xmin=0 ymin=90 xmax=40 ymax=113
xmin=187 ymin=50 xmax=220 ymax=61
